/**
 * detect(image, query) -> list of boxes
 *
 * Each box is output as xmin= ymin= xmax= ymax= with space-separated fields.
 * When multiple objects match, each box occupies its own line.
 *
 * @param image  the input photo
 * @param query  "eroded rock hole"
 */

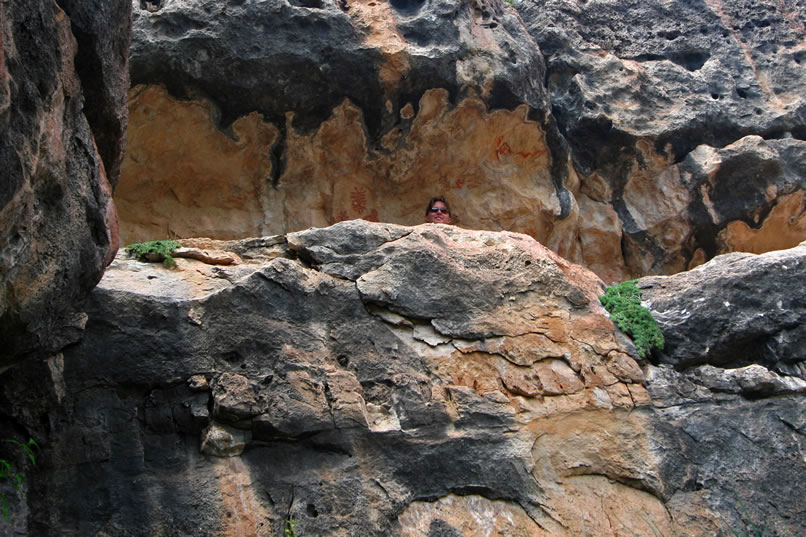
xmin=140 ymin=0 xmax=164 ymax=12
xmin=389 ymin=0 xmax=425 ymax=15
xmin=669 ymin=51 xmax=709 ymax=71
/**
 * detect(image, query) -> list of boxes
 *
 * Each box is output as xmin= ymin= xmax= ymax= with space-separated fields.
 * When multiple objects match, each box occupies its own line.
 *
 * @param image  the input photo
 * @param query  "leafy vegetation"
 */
xmin=0 ymin=438 xmax=38 ymax=523
xmin=600 ymin=280 xmax=664 ymax=358
xmin=285 ymin=518 xmax=299 ymax=537
xmin=125 ymin=240 xmax=182 ymax=268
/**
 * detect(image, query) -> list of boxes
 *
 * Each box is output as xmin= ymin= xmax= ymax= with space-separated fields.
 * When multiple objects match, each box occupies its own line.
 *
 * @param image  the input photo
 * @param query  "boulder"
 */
xmin=0 ymin=222 xmax=667 ymax=536
xmin=637 ymin=243 xmax=806 ymax=537
xmin=639 ymin=240 xmax=806 ymax=375
xmin=519 ymin=0 xmax=806 ymax=275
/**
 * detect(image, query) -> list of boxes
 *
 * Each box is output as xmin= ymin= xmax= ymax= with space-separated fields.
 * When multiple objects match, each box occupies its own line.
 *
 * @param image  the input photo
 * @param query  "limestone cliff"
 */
xmin=1 ymin=221 xmax=803 ymax=536
xmin=0 ymin=0 xmax=130 ymax=368
xmin=2 ymin=0 xmax=805 ymax=535
xmin=119 ymin=0 xmax=806 ymax=281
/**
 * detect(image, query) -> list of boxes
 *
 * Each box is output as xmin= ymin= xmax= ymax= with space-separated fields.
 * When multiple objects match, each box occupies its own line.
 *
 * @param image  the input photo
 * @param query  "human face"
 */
xmin=426 ymin=201 xmax=452 ymax=224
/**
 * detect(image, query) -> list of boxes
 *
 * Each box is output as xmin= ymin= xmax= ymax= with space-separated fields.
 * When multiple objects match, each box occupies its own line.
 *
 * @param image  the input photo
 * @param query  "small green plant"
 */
xmin=284 ymin=517 xmax=298 ymax=537
xmin=600 ymin=280 xmax=664 ymax=358
xmin=125 ymin=240 xmax=181 ymax=268
xmin=0 ymin=438 xmax=38 ymax=523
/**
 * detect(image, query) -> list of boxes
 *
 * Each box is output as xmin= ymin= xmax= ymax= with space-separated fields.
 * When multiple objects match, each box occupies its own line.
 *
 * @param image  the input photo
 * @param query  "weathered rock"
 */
xmin=519 ymin=0 xmax=806 ymax=275
xmin=639 ymin=240 xmax=806 ymax=375
xmin=118 ymin=0 xmax=590 ymax=270
xmin=643 ymin=363 xmax=806 ymax=537
xmin=201 ymin=421 xmax=252 ymax=458
xmin=1 ymin=222 xmax=804 ymax=536
xmin=119 ymin=0 xmax=806 ymax=282
xmin=637 ymin=243 xmax=806 ymax=537
xmin=0 ymin=0 xmax=130 ymax=368
xmin=0 ymin=222 xmax=664 ymax=536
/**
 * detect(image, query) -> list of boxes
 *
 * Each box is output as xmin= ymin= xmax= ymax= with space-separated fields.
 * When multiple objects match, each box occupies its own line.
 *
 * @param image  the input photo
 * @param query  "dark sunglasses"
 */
xmin=430 ymin=207 xmax=450 ymax=214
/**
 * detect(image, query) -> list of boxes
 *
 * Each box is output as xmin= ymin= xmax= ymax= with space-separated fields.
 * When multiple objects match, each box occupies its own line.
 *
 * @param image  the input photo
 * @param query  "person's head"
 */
xmin=425 ymin=196 xmax=454 ymax=224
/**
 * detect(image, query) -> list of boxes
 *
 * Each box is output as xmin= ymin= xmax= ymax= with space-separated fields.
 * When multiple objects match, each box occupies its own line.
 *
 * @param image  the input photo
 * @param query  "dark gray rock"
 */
xmin=0 ymin=0 xmax=130 ymax=368
xmin=638 ymin=241 xmax=806 ymax=375
xmin=129 ymin=0 xmax=548 ymax=141
xmin=648 ymin=389 xmax=805 ymax=537
xmin=520 ymin=0 xmax=806 ymax=160
xmin=518 ymin=0 xmax=806 ymax=272
xmin=639 ymin=242 xmax=806 ymax=537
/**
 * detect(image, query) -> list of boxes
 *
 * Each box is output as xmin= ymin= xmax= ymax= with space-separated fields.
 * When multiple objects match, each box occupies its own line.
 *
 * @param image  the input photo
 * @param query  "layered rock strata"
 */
xmin=120 ymin=0 xmax=806 ymax=281
xmin=1 ymin=222 xmax=656 ymax=536
xmin=0 ymin=0 xmax=130 ymax=368
xmin=1 ymin=222 xmax=803 ymax=536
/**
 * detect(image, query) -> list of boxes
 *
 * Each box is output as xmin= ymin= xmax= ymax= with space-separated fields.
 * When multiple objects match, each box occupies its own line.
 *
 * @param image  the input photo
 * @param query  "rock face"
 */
xmin=0 ymin=222 xmax=654 ymax=536
xmin=0 ymin=222 xmax=803 ymax=536
xmin=521 ymin=0 xmax=806 ymax=277
xmin=0 ymin=0 xmax=131 ymax=368
xmin=119 ymin=0 xmax=806 ymax=281
xmin=637 ymin=241 xmax=806 ymax=537
xmin=640 ymin=241 xmax=806 ymax=374
xmin=120 ymin=0 xmax=570 ymax=249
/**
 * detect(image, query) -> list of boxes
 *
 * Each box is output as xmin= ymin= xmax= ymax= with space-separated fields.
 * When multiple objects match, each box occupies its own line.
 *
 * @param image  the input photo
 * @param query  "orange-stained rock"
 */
xmin=0 ymin=0 xmax=129 ymax=367
xmin=720 ymin=190 xmax=806 ymax=254
xmin=118 ymin=86 xmax=576 ymax=255
xmin=576 ymin=194 xmax=629 ymax=284
xmin=117 ymin=85 xmax=280 ymax=244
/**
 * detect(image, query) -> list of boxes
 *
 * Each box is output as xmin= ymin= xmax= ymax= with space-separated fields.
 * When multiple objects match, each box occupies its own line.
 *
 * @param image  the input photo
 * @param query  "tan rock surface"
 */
xmin=117 ymin=85 xmax=279 ymax=243
xmin=118 ymin=86 xmax=578 ymax=256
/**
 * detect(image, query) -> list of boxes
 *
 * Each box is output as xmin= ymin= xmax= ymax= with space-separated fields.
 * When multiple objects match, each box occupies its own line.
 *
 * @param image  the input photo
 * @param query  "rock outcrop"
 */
xmin=120 ymin=0 xmax=569 ymax=249
xmin=0 ymin=222 xmax=803 ymax=536
xmin=521 ymin=0 xmax=806 ymax=276
xmin=118 ymin=0 xmax=806 ymax=281
xmin=0 ymin=0 xmax=131 ymax=368
xmin=638 ymin=241 xmax=806 ymax=537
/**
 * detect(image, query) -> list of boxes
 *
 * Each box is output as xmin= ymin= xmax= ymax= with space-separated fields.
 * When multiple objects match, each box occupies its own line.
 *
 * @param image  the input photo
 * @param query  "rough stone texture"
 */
xmin=118 ymin=0 xmax=583 ymax=266
xmin=639 ymin=240 xmax=806 ymax=375
xmin=0 ymin=222 xmax=669 ymax=537
xmin=521 ymin=0 xmax=806 ymax=275
xmin=636 ymin=243 xmax=806 ymax=537
xmin=1 ymin=222 xmax=803 ymax=536
xmin=120 ymin=0 xmax=806 ymax=282
xmin=0 ymin=0 xmax=130 ymax=368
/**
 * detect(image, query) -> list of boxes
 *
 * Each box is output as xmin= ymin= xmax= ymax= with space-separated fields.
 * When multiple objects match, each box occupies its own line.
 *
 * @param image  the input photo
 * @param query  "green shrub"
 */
xmin=600 ymin=280 xmax=664 ymax=359
xmin=125 ymin=240 xmax=181 ymax=268
xmin=285 ymin=518 xmax=299 ymax=537
xmin=0 ymin=438 xmax=38 ymax=523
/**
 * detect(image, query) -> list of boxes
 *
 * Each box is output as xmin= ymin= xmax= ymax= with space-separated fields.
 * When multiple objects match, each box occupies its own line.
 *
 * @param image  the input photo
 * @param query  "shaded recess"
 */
xmin=519 ymin=0 xmax=806 ymax=274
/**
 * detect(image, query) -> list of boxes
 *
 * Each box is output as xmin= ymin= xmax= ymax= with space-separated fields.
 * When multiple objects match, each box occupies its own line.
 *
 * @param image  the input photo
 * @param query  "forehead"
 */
xmin=432 ymin=201 xmax=448 ymax=208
